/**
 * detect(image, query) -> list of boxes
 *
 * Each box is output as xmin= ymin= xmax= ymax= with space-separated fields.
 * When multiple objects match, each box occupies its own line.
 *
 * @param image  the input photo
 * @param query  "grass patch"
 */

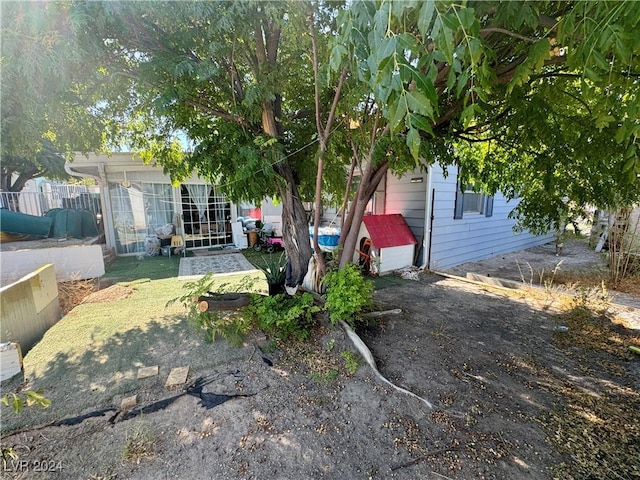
xmin=309 ymin=368 xmax=339 ymax=384
xmin=371 ymin=273 xmax=411 ymax=290
xmin=558 ymin=271 xmax=640 ymax=297
xmin=103 ymin=254 xmax=182 ymax=282
xmin=3 ymin=272 xmax=265 ymax=433
xmin=341 ymin=350 xmax=360 ymax=375
xmin=122 ymin=419 xmax=155 ymax=464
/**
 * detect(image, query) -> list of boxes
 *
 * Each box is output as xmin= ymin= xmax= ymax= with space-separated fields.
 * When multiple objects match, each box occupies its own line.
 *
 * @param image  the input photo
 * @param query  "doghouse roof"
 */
xmin=362 ymin=214 xmax=417 ymax=248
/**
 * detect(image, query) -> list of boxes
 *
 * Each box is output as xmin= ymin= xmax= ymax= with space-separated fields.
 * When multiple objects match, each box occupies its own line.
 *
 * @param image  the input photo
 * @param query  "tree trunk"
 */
xmin=277 ymin=164 xmax=313 ymax=287
xmin=1 ymin=167 xmax=39 ymax=193
xmin=307 ymin=6 xmax=348 ymax=282
xmin=197 ymin=293 xmax=251 ymax=312
xmin=338 ymin=157 xmax=389 ymax=269
xmin=254 ymin=15 xmax=312 ymax=288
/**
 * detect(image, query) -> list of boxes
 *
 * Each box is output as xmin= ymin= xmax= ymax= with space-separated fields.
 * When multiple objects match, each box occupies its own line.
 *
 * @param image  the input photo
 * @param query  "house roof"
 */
xmin=362 ymin=214 xmax=417 ymax=249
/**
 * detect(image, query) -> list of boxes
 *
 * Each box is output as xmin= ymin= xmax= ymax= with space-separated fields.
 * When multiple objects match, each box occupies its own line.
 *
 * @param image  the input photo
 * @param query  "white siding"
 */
xmin=379 ymin=245 xmax=415 ymax=274
xmin=427 ymin=165 xmax=553 ymax=270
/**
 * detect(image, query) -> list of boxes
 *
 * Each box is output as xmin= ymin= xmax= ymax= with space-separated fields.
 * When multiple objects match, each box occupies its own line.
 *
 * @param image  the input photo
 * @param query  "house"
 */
xmin=246 ymin=162 xmax=553 ymax=272
xmin=373 ymin=164 xmax=554 ymax=270
xmin=353 ymin=214 xmax=418 ymax=274
xmin=66 ymin=152 xmax=553 ymax=268
xmin=66 ymin=153 xmax=256 ymax=256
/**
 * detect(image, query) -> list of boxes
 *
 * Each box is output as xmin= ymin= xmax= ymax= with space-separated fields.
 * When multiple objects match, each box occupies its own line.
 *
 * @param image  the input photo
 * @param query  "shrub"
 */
xmin=259 ymin=252 xmax=286 ymax=285
xmin=323 ymin=263 xmax=374 ymax=326
xmin=122 ymin=419 xmax=155 ymax=464
xmin=246 ymin=292 xmax=320 ymax=340
xmin=341 ymin=350 xmax=360 ymax=375
xmin=167 ymin=273 xmax=256 ymax=346
xmin=170 ymin=273 xmax=320 ymax=344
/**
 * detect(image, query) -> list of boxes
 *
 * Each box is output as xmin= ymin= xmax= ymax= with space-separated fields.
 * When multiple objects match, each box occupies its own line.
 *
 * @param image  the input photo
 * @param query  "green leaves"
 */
xmin=417 ymin=0 xmax=436 ymax=37
xmin=329 ymin=44 xmax=347 ymax=72
xmin=1 ymin=390 xmax=51 ymax=415
xmin=247 ymin=293 xmax=320 ymax=341
xmin=508 ymin=38 xmax=552 ymax=93
xmin=595 ymin=114 xmax=616 ymax=132
xmin=406 ymin=127 xmax=421 ymax=160
xmin=323 ymin=263 xmax=374 ymax=326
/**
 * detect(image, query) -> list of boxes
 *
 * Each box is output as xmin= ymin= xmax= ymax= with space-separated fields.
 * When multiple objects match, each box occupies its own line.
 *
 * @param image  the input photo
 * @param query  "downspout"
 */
xmin=65 ymin=161 xmax=115 ymax=252
xmin=420 ymin=165 xmax=434 ymax=270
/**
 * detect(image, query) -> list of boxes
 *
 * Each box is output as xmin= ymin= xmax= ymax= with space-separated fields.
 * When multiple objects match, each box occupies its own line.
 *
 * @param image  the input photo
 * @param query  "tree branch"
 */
xmin=181 ymin=98 xmax=248 ymax=126
xmin=324 ymin=68 xmax=348 ymax=141
xmin=480 ymin=27 xmax=538 ymax=43
xmin=108 ymin=70 xmax=248 ymax=127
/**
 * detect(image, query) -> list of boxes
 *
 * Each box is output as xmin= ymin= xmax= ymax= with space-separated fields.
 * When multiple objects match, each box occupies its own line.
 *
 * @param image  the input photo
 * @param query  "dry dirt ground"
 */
xmin=2 ymin=239 xmax=640 ymax=480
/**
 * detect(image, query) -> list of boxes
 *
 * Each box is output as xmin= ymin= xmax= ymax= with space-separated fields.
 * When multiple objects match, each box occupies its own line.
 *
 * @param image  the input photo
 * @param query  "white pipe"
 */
xmin=65 ymin=161 xmax=115 ymax=251
xmin=340 ymin=320 xmax=433 ymax=409
xmin=64 ymin=161 xmax=100 ymax=184
xmin=420 ymin=165 xmax=434 ymax=270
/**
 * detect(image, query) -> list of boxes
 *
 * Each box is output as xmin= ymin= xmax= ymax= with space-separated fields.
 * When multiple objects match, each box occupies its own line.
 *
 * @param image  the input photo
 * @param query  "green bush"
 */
xmin=246 ymin=293 xmax=320 ymax=341
xmin=259 ymin=252 xmax=286 ymax=285
xmin=341 ymin=350 xmax=360 ymax=375
xmin=170 ymin=273 xmax=320 ymax=344
xmin=167 ymin=273 xmax=255 ymax=346
xmin=323 ymin=263 xmax=374 ymax=326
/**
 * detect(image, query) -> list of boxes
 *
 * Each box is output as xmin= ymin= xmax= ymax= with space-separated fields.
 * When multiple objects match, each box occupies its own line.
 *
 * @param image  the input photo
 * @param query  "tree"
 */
xmin=79 ymin=1 xmax=350 ymax=287
xmin=44 ymin=0 xmax=639 ymax=283
xmin=1 ymin=1 xmax=109 ymax=192
xmin=326 ymin=0 xmax=640 ymax=266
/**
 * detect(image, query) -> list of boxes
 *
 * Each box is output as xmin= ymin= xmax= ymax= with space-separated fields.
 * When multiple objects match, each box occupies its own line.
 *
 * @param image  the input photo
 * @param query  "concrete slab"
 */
xmin=165 ymin=366 xmax=189 ymax=387
xmin=137 ymin=365 xmax=159 ymax=379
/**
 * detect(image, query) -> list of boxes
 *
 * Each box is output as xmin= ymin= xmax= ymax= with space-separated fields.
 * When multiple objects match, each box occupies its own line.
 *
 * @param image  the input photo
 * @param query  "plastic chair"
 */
xmin=170 ymin=235 xmax=185 ymax=257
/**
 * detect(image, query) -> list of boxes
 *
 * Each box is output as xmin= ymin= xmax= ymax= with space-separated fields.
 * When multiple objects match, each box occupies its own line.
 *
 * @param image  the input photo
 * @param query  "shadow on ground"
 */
xmin=2 ymin=271 xmax=639 ymax=480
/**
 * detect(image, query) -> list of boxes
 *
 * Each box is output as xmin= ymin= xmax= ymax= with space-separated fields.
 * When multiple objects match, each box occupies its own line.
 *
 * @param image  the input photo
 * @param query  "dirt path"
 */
xmin=2 ymin=270 xmax=638 ymax=479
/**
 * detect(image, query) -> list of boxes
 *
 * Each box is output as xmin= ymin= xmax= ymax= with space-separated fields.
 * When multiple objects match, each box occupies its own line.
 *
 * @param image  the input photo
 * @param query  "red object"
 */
xmin=362 ymin=214 xmax=417 ymax=249
xmin=266 ymin=237 xmax=284 ymax=247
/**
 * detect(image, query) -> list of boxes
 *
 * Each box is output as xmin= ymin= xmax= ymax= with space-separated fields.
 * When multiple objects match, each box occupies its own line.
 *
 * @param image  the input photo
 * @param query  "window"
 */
xmin=462 ymin=189 xmax=485 ymax=214
xmin=454 ymin=181 xmax=494 ymax=219
xmin=109 ymin=181 xmax=174 ymax=255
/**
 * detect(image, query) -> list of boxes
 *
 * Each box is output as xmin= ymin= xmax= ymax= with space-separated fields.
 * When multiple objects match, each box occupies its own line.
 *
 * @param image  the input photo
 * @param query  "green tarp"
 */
xmin=0 ymin=208 xmax=98 ymax=239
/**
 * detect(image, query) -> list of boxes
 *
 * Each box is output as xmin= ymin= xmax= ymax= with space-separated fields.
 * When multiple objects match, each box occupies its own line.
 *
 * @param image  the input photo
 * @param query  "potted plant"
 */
xmin=260 ymin=252 xmax=286 ymax=296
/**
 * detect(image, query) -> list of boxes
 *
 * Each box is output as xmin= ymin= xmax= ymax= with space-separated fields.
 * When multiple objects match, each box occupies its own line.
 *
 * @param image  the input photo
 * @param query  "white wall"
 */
xmin=427 ymin=165 xmax=553 ymax=270
xmin=379 ymin=245 xmax=415 ymax=274
xmin=624 ymin=206 xmax=640 ymax=251
xmin=261 ymin=198 xmax=283 ymax=236
xmin=383 ymin=170 xmax=428 ymax=263
xmin=1 ymin=264 xmax=61 ymax=355
xmin=0 ymin=245 xmax=105 ymax=286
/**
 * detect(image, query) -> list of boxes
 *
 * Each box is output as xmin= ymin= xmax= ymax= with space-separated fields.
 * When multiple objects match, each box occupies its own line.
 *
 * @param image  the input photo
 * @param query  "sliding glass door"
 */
xmin=180 ymin=184 xmax=232 ymax=249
